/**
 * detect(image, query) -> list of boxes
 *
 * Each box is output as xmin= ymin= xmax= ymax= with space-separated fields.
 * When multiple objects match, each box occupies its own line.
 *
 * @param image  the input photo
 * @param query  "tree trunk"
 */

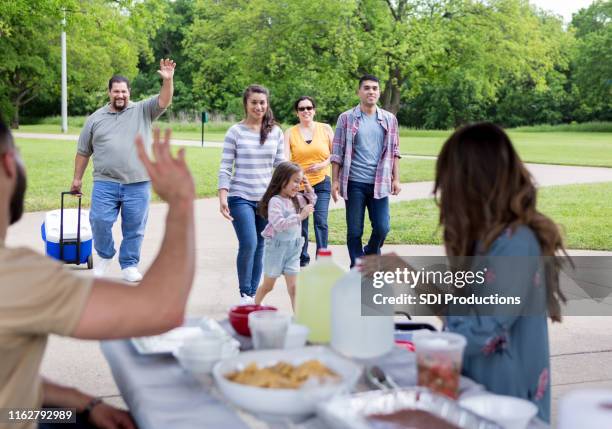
xmin=10 ymin=88 xmax=36 ymax=129
xmin=11 ymin=105 xmax=20 ymax=129
xmin=381 ymin=67 xmax=403 ymax=114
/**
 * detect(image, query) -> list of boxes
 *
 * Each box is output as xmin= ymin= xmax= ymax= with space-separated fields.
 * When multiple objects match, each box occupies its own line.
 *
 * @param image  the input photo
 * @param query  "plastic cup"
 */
xmin=413 ymin=332 xmax=467 ymax=399
xmin=284 ymin=323 xmax=310 ymax=349
xmin=248 ymin=310 xmax=290 ymax=350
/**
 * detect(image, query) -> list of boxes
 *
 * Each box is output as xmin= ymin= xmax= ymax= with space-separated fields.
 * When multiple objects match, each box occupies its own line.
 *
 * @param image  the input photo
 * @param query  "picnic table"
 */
xmin=100 ymin=321 xmax=549 ymax=429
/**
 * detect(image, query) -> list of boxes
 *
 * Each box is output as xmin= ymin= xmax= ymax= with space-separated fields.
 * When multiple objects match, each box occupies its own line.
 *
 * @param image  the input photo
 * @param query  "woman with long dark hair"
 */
xmin=284 ymin=96 xmax=333 ymax=267
xmin=361 ymin=123 xmax=566 ymax=422
xmin=218 ymin=85 xmax=285 ymax=304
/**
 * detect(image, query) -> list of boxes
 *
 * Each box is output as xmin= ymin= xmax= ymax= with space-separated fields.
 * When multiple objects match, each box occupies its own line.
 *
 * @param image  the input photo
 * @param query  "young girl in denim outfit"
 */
xmin=255 ymin=162 xmax=316 ymax=309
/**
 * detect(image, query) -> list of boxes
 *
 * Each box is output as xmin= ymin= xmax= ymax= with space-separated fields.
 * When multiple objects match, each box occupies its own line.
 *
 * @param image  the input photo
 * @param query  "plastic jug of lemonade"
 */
xmin=295 ymin=249 xmax=345 ymax=343
xmin=331 ymin=267 xmax=395 ymax=358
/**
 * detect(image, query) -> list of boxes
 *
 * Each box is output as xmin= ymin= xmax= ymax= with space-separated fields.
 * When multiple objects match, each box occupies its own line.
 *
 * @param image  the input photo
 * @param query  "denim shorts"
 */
xmin=263 ymin=237 xmax=305 ymax=278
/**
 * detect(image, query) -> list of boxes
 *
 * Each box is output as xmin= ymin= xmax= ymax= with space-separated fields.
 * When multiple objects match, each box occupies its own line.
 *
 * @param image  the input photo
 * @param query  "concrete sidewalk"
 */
xmin=4 ymin=160 xmax=612 ymax=419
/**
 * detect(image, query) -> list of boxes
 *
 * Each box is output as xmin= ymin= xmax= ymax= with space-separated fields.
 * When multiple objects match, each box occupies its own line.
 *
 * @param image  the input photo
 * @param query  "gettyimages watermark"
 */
xmin=360 ymin=256 xmax=612 ymax=317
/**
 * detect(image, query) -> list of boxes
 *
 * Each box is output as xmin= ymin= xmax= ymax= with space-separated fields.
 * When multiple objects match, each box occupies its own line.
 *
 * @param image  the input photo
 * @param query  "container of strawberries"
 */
xmin=413 ymin=332 xmax=467 ymax=399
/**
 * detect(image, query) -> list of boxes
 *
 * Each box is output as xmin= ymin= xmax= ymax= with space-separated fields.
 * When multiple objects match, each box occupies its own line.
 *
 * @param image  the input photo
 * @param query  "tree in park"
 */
xmin=489 ymin=5 xmax=575 ymax=127
xmin=185 ymin=0 xmax=361 ymax=124
xmin=184 ymin=0 xmax=581 ymax=128
xmin=0 ymin=0 xmax=157 ymax=127
xmin=1 ymin=0 xmax=606 ymax=128
xmin=389 ymin=0 xmax=573 ymax=128
xmin=354 ymin=0 xmax=455 ymax=115
xmin=131 ymin=0 xmax=196 ymax=117
xmin=570 ymin=0 xmax=612 ymax=121
xmin=0 ymin=0 xmax=64 ymax=127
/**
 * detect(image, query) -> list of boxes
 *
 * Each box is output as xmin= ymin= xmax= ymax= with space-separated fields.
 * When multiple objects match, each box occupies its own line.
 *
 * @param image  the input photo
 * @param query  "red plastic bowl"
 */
xmin=228 ymin=305 xmax=277 ymax=337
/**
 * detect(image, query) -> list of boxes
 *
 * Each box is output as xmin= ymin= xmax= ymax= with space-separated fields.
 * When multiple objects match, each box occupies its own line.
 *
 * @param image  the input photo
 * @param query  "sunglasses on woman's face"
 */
xmin=298 ymin=106 xmax=314 ymax=112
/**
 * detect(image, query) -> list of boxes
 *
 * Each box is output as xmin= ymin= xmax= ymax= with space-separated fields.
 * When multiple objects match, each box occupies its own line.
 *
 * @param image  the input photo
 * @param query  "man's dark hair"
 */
xmin=0 ymin=116 xmax=15 ymax=153
xmin=0 ymin=114 xmax=26 ymax=225
xmin=108 ymin=75 xmax=131 ymax=91
xmin=359 ymin=74 xmax=380 ymax=88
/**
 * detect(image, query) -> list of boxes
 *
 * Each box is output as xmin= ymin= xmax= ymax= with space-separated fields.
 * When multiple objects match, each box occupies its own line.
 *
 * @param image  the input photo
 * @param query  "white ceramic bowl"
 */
xmin=174 ymin=348 xmax=219 ymax=374
xmin=174 ymin=342 xmax=239 ymax=375
xmin=179 ymin=336 xmax=224 ymax=358
xmin=213 ymin=346 xmax=362 ymax=421
xmin=459 ymin=393 xmax=537 ymax=429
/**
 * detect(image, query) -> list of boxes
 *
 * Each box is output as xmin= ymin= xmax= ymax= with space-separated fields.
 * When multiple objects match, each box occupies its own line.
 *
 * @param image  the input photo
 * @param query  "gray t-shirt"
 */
xmin=77 ymin=96 xmax=166 ymax=184
xmin=348 ymin=112 xmax=385 ymax=184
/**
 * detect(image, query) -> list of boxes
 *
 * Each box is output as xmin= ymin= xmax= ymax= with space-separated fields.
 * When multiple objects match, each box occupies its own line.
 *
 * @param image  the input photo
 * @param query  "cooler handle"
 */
xmin=60 ymin=191 xmax=82 ymax=263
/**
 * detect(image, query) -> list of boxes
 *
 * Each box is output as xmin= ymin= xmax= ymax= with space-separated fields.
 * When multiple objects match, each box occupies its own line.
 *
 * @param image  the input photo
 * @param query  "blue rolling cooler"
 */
xmin=41 ymin=191 xmax=93 ymax=269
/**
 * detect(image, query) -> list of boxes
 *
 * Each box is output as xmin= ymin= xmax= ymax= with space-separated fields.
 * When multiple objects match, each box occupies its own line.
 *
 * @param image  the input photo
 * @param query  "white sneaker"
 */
xmin=239 ymin=295 xmax=255 ymax=305
xmin=93 ymin=257 xmax=113 ymax=277
xmin=122 ymin=267 xmax=143 ymax=282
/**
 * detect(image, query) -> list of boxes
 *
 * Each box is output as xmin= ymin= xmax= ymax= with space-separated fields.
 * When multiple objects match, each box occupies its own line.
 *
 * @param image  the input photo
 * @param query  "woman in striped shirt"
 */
xmin=218 ymin=85 xmax=285 ymax=304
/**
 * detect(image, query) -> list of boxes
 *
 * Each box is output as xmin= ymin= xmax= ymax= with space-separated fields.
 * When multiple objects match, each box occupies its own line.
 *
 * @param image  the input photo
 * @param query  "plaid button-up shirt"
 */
xmin=330 ymin=105 xmax=401 ymax=200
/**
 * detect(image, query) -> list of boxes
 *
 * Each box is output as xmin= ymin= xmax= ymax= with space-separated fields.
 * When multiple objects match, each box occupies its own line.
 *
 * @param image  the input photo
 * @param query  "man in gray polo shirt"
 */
xmin=71 ymin=59 xmax=176 ymax=282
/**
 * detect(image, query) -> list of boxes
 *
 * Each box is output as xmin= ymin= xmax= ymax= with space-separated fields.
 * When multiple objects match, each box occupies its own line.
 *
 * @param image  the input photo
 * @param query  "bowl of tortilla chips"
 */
xmin=213 ymin=346 xmax=361 ymax=421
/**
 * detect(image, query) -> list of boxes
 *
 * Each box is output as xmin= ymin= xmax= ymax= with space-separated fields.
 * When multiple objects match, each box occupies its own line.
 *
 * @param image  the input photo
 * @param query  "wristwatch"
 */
xmin=83 ymin=397 xmax=103 ymax=419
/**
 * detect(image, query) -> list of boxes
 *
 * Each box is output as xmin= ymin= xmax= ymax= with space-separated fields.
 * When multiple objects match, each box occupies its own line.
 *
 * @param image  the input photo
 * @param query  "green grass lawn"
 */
xmin=15 ymin=138 xmax=435 ymax=212
xmin=401 ymin=131 xmax=612 ymax=167
xmin=16 ymin=123 xmax=227 ymax=142
xmin=17 ymin=137 xmax=611 ymax=250
xmin=399 ymin=158 xmax=436 ymax=183
xmin=17 ymin=138 xmax=222 ymax=212
xmin=164 ymin=130 xmax=226 ymax=142
xmin=17 ymin=122 xmax=612 ymax=167
xmin=142 ymin=126 xmax=612 ymax=168
xmin=18 ymin=124 xmax=85 ymax=135
xmin=323 ymin=182 xmax=612 ymax=251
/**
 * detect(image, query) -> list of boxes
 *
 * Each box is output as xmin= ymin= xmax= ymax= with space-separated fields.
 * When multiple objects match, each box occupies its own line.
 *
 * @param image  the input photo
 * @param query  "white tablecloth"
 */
xmin=101 ymin=340 xmax=250 ymax=429
xmin=101 ymin=331 xmax=549 ymax=429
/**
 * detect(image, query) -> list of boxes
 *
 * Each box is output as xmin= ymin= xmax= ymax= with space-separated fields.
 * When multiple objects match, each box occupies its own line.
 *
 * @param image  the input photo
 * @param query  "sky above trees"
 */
xmin=532 ymin=0 xmax=595 ymax=22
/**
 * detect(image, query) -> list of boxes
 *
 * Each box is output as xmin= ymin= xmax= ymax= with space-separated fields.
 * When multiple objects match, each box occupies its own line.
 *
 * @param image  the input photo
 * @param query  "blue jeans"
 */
xmin=228 ymin=196 xmax=267 ymax=297
xmin=90 ymin=180 xmax=150 ymax=269
xmin=300 ymin=176 xmax=331 ymax=264
xmin=345 ymin=180 xmax=390 ymax=268
xmin=264 ymin=237 xmax=304 ymax=277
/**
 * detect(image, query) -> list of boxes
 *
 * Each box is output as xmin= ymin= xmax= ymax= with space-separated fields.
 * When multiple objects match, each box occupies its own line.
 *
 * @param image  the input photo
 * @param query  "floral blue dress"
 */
xmin=446 ymin=225 xmax=551 ymax=422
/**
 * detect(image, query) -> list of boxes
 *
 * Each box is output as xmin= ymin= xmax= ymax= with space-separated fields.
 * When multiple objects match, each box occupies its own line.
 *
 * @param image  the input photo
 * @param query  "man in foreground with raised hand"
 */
xmin=0 ymin=120 xmax=195 ymax=429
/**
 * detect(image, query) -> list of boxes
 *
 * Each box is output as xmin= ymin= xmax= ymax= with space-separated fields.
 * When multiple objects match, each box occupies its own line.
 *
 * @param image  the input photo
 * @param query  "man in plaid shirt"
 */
xmin=330 ymin=74 xmax=401 ymax=268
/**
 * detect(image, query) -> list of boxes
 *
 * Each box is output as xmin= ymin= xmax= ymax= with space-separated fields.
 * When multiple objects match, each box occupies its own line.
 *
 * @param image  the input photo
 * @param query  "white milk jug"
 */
xmin=331 ymin=267 xmax=394 ymax=359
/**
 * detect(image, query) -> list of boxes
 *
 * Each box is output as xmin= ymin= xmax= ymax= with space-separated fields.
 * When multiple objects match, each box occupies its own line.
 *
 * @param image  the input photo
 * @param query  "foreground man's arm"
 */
xmin=72 ymin=128 xmax=196 ymax=339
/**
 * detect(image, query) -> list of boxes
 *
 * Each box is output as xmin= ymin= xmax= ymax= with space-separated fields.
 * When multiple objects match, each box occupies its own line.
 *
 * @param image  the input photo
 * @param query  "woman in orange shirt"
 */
xmin=284 ymin=96 xmax=334 ymax=267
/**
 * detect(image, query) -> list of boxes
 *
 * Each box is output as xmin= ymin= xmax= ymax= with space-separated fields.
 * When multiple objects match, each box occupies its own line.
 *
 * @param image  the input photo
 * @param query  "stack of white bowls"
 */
xmin=173 ymin=331 xmax=239 ymax=376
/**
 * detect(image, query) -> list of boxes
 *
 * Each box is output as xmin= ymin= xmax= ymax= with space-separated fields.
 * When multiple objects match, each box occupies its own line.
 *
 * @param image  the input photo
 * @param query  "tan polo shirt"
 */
xmin=0 ymin=241 xmax=92 ymax=429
